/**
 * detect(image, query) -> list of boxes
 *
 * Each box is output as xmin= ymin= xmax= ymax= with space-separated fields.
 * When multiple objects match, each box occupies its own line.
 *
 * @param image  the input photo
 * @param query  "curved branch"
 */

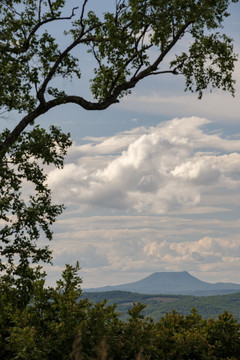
xmin=151 ymin=69 xmax=181 ymax=75
xmin=0 ymin=95 xmax=118 ymax=156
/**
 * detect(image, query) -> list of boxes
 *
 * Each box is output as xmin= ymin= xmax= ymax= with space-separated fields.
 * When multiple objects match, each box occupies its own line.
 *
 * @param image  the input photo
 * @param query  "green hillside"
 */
xmin=82 ymin=290 xmax=240 ymax=321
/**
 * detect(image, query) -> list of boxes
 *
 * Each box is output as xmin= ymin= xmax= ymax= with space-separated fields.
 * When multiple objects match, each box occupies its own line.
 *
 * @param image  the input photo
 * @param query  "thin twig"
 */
xmin=80 ymin=0 xmax=89 ymax=27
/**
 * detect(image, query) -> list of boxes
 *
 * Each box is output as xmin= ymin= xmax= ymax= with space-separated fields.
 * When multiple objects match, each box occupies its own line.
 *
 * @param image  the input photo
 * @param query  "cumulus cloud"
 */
xmin=47 ymin=116 xmax=240 ymax=215
xmin=42 ymin=117 xmax=240 ymax=287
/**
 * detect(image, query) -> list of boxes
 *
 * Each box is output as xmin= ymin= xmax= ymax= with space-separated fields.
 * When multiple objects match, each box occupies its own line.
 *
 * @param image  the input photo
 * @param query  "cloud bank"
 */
xmin=45 ymin=117 xmax=240 ymax=287
xmin=48 ymin=116 xmax=240 ymax=215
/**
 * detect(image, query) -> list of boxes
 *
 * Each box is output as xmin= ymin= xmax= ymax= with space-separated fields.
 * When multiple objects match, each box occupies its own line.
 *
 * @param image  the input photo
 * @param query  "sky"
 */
xmin=2 ymin=1 xmax=240 ymax=288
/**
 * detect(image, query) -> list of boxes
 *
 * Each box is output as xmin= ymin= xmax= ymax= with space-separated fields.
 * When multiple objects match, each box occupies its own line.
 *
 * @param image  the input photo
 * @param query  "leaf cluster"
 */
xmin=0 ymin=125 xmax=71 ymax=304
xmin=0 ymin=0 xmax=80 ymax=112
xmin=0 ymin=0 xmax=238 ymax=117
xmin=86 ymin=0 xmax=238 ymax=100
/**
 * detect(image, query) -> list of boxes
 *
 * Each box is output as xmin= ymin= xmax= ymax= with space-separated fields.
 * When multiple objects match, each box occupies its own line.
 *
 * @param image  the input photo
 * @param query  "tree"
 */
xmin=0 ymin=262 xmax=90 ymax=359
xmin=0 ymin=0 xmax=238 ymax=155
xmin=0 ymin=125 xmax=71 ymax=305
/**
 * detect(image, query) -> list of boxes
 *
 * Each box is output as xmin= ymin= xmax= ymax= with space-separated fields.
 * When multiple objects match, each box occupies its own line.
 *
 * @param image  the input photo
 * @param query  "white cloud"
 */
xmin=47 ymin=116 xmax=240 ymax=215
xmin=121 ymin=91 xmax=240 ymax=122
xmin=42 ymin=117 xmax=240 ymax=287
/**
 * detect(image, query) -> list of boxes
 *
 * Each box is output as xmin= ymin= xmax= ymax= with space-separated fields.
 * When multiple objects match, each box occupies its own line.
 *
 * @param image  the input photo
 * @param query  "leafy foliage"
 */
xmin=0 ymin=125 xmax=71 ymax=307
xmin=0 ymin=262 xmax=88 ymax=360
xmin=1 ymin=265 xmax=240 ymax=360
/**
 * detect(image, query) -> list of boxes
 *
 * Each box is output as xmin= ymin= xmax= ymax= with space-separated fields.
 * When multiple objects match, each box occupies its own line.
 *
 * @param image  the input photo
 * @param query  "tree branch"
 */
xmin=80 ymin=0 xmax=89 ymax=27
xmin=1 ymin=5 xmax=79 ymax=54
xmin=107 ymin=20 xmax=192 ymax=99
xmin=136 ymin=21 xmax=192 ymax=80
xmin=0 ymin=95 xmax=118 ymax=156
xmin=151 ymin=69 xmax=181 ymax=76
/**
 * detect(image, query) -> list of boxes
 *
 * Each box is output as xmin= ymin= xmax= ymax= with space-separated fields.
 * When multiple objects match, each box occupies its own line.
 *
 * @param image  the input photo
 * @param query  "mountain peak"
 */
xmin=84 ymin=271 xmax=240 ymax=296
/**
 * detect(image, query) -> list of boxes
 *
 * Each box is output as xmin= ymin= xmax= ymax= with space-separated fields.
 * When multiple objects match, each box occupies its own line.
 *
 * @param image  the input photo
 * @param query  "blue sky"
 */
xmin=2 ymin=1 xmax=240 ymax=288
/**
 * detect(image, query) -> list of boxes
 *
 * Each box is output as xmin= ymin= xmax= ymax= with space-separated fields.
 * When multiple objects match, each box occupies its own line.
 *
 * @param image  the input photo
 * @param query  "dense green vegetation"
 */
xmin=83 ymin=290 xmax=240 ymax=322
xmin=1 ymin=265 xmax=240 ymax=359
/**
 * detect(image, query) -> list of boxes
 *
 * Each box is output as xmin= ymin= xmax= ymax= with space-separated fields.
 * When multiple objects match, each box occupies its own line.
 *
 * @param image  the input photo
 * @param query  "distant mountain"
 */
xmin=83 ymin=271 xmax=240 ymax=296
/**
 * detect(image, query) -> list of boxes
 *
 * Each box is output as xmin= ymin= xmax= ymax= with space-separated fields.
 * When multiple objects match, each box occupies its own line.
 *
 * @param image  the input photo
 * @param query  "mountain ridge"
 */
xmin=83 ymin=271 xmax=240 ymax=296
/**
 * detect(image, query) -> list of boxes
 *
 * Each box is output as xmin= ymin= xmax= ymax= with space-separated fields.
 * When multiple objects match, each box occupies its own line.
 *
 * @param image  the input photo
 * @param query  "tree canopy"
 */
xmin=0 ymin=0 xmax=238 ymax=154
xmin=1 ymin=263 xmax=240 ymax=359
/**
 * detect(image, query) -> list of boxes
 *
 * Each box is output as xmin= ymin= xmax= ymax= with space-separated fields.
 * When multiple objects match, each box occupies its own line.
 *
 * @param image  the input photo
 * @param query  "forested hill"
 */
xmin=82 ymin=290 xmax=240 ymax=322
xmin=83 ymin=271 xmax=240 ymax=296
